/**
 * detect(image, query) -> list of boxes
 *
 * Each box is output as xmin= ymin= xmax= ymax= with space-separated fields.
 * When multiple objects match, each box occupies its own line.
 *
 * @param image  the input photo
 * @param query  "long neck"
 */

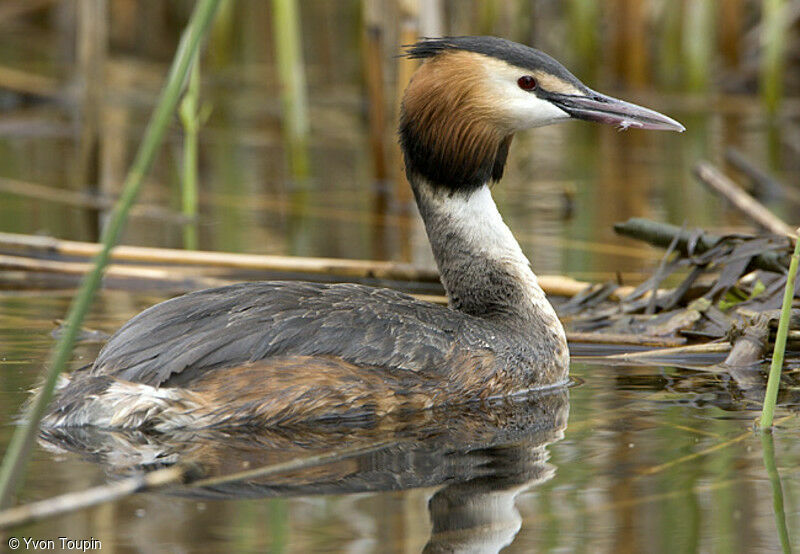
xmin=410 ymin=175 xmax=564 ymax=338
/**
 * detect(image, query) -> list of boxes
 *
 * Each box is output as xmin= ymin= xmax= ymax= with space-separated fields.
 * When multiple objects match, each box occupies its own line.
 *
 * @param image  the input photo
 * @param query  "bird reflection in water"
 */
xmin=41 ymin=387 xmax=568 ymax=552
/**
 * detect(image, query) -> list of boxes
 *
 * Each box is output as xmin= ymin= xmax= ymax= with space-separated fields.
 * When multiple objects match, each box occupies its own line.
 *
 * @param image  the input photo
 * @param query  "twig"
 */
xmin=0 ymin=231 xmax=440 ymax=283
xmin=525 ymin=479 xmax=739 ymax=523
xmin=0 ymin=64 xmax=60 ymax=98
xmin=190 ymin=439 xmax=393 ymax=489
xmin=0 ymin=254 xmax=232 ymax=289
xmin=694 ymin=161 xmax=796 ymax=238
xmin=0 ymin=437 xmax=392 ymax=530
xmin=0 ymin=232 xmax=630 ymax=300
xmin=0 ymin=0 xmax=56 ymax=22
xmin=566 ymin=332 xmax=686 ymax=347
xmin=725 ymin=148 xmax=800 ymax=206
xmin=0 ymin=177 xmax=188 ymax=222
xmin=0 ymin=465 xmax=192 ymax=530
xmin=638 ymin=414 xmax=794 ymax=477
xmin=537 ymin=275 xmax=634 ymax=300
xmin=602 ymin=341 xmax=732 ymax=360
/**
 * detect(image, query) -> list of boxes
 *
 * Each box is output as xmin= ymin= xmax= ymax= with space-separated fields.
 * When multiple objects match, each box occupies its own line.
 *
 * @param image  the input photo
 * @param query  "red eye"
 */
xmin=517 ymin=76 xmax=537 ymax=91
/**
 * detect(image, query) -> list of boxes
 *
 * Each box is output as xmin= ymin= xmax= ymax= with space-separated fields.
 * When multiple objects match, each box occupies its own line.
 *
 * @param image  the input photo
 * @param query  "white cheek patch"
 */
xmin=506 ymin=93 xmax=570 ymax=130
xmin=487 ymin=73 xmax=570 ymax=131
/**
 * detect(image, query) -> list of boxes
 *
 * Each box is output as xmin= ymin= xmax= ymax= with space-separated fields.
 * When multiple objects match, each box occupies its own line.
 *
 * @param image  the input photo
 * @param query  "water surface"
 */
xmin=1 ymin=290 xmax=798 ymax=552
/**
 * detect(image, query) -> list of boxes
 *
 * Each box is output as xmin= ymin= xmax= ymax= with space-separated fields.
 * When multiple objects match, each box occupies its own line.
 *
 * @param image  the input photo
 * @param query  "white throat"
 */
xmin=425 ymin=184 xmax=530 ymax=266
xmin=411 ymin=178 xmax=561 ymax=331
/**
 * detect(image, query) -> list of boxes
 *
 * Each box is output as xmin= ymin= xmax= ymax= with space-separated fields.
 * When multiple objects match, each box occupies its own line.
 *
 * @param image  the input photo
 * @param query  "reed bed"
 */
xmin=0 ymin=0 xmax=223 ymax=508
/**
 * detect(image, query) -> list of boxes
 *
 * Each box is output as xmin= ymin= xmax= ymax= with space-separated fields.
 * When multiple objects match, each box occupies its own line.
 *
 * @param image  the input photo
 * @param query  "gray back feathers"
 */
xmin=92 ymin=281 xmax=504 ymax=387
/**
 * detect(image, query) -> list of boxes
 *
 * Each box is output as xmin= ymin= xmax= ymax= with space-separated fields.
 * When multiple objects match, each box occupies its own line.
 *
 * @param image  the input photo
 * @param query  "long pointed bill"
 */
xmin=549 ymin=89 xmax=685 ymax=132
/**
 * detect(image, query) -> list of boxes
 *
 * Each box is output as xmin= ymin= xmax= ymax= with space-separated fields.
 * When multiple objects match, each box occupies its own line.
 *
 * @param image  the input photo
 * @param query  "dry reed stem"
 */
xmin=0 ymin=177 xmax=186 ymax=222
xmin=0 ymin=232 xmax=641 ymax=298
xmin=0 ymin=65 xmax=60 ymax=97
xmin=189 ymin=439 xmax=393 ymax=489
xmin=695 ymin=162 xmax=796 ymax=238
xmin=566 ymin=332 xmax=685 ymax=347
xmin=660 ymin=423 xmax=725 ymax=439
xmin=638 ymin=414 xmax=795 ymax=477
xmin=0 ymin=0 xmax=56 ymax=22
xmin=0 ymin=232 xmax=439 ymax=282
xmin=602 ymin=342 xmax=732 ymax=360
xmin=0 ymin=254 xmax=232 ymax=289
xmin=0 ymin=465 xmax=190 ymax=529
xmin=527 ymin=479 xmax=739 ymax=523
xmin=0 ymin=437 xmax=393 ymax=530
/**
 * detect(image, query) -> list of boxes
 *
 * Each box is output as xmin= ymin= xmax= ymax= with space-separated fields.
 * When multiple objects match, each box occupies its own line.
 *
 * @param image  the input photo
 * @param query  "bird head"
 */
xmin=400 ymin=36 xmax=684 ymax=192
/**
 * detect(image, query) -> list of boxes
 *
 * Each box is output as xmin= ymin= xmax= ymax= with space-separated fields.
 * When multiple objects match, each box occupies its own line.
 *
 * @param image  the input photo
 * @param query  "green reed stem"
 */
xmin=179 ymin=52 xmax=201 ymax=250
xmin=760 ymin=231 xmax=800 ymax=429
xmin=271 ymin=0 xmax=310 ymax=182
xmin=565 ymin=0 xmax=599 ymax=74
xmin=683 ymin=0 xmax=714 ymax=92
xmin=761 ymin=0 xmax=787 ymax=115
xmin=760 ymin=432 xmax=793 ymax=552
xmin=0 ymin=0 xmax=221 ymax=509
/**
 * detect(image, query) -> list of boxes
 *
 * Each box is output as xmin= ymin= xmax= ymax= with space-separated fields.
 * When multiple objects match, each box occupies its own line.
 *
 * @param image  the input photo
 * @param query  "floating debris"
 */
xmin=561 ymin=217 xmax=799 ymax=382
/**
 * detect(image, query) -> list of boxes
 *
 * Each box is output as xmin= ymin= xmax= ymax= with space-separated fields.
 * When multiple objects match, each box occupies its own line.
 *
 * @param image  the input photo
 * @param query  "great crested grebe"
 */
xmin=43 ymin=37 xmax=683 ymax=430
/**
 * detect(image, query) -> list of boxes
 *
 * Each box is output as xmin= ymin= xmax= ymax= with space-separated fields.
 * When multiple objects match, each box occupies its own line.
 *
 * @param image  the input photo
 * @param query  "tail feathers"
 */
xmin=42 ymin=374 xmax=207 ymax=431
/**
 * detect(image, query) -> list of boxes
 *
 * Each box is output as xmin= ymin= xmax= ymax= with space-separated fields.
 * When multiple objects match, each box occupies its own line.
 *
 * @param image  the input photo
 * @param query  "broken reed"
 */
xmin=760 ymin=230 xmax=800 ymax=429
xmin=0 ymin=0 xmax=222 ymax=509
